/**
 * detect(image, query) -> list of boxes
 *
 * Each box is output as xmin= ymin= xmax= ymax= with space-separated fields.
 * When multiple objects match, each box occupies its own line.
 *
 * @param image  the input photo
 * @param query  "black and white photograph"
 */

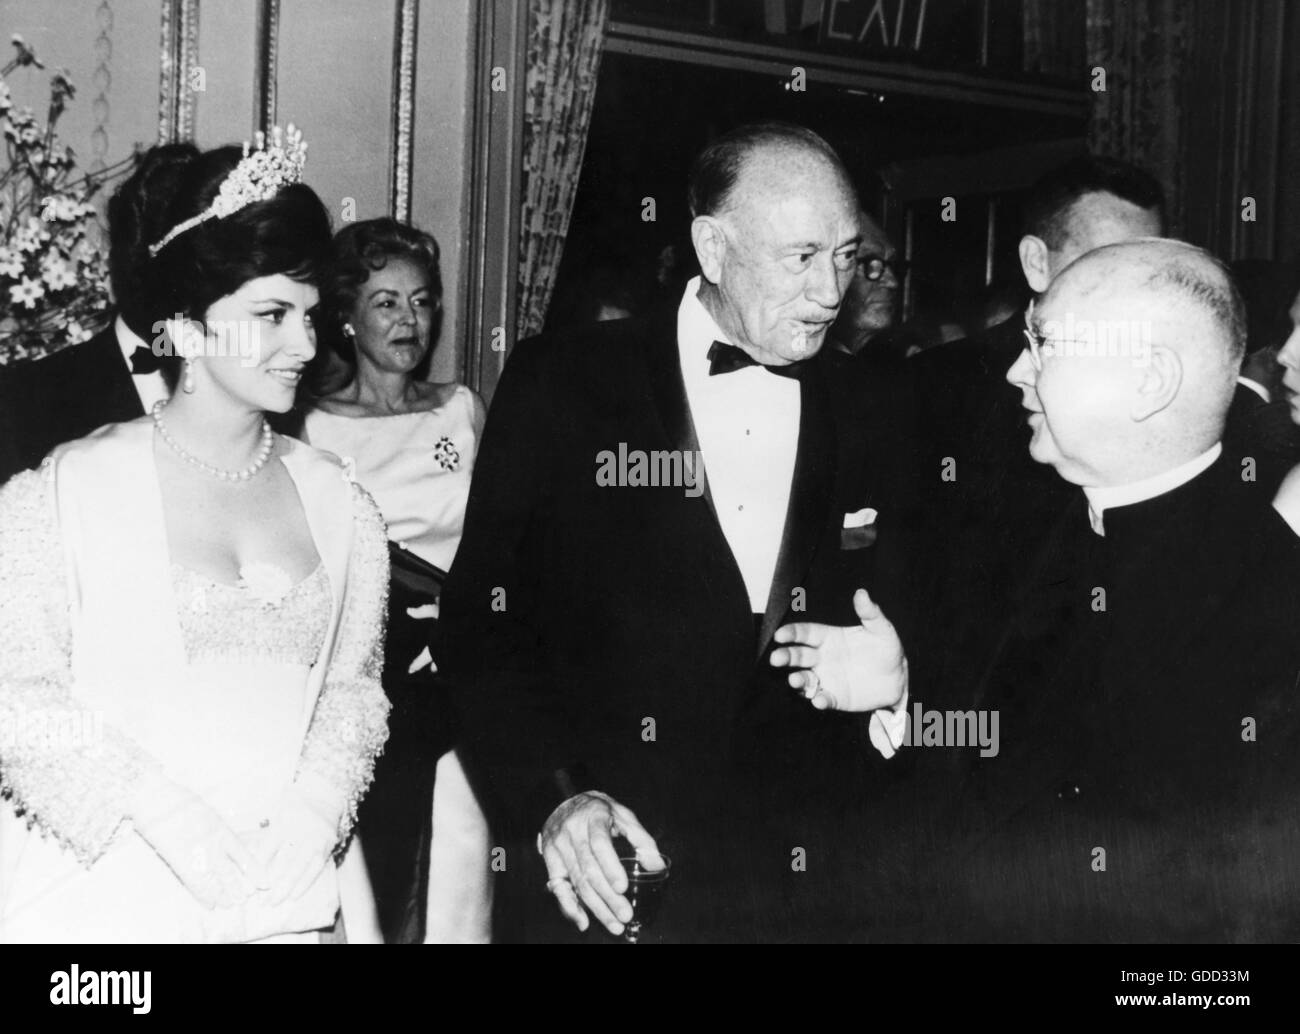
xmin=0 ymin=0 xmax=1295 ymax=1011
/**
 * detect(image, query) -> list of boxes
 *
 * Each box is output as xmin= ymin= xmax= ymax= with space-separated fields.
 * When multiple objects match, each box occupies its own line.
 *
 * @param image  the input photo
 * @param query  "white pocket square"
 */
xmin=843 ymin=507 xmax=878 ymax=529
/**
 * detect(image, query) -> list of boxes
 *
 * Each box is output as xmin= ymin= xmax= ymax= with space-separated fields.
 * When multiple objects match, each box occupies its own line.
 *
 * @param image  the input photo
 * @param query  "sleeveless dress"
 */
xmin=303 ymin=385 xmax=477 ymax=572
xmin=304 ymin=384 xmax=492 ymax=943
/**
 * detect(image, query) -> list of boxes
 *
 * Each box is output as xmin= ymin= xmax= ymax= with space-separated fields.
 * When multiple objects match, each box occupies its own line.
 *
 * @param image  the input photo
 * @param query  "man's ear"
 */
xmin=691 ymin=216 xmax=727 ymax=285
xmin=1131 ymin=344 xmax=1182 ymax=421
xmin=1018 ymin=235 xmax=1052 ymax=294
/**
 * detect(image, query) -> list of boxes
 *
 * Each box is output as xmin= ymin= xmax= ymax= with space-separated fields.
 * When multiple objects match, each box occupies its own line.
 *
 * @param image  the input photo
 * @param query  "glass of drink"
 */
xmin=618 ymin=853 xmax=671 ymax=944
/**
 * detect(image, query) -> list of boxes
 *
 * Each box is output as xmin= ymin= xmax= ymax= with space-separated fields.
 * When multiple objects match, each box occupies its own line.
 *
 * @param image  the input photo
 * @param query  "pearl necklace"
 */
xmin=152 ymin=399 xmax=274 ymax=481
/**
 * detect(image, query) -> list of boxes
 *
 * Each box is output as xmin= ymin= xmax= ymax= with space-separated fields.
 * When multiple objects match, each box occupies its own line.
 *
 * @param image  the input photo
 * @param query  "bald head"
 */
xmin=688 ymin=123 xmax=862 ymax=365
xmin=1009 ymin=238 xmax=1244 ymax=486
xmin=1050 ymin=238 xmax=1245 ymax=397
xmin=688 ymin=122 xmax=854 ymax=220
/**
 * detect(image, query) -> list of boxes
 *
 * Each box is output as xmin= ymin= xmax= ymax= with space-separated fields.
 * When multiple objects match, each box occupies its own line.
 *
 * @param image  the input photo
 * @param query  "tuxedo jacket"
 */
xmin=0 ymin=323 xmax=144 ymax=484
xmin=903 ymin=319 xmax=1074 ymax=703
xmin=439 ymin=310 xmax=922 ymax=942
xmin=888 ymin=454 xmax=1300 ymax=942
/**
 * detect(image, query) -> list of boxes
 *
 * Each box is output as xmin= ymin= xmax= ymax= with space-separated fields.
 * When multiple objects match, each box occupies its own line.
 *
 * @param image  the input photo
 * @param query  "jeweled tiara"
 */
xmin=148 ymin=123 xmax=308 ymax=257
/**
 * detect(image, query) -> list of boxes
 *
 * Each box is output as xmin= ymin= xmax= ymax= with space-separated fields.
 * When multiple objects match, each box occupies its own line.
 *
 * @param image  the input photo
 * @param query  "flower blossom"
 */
xmin=9 ymin=276 xmax=44 ymax=309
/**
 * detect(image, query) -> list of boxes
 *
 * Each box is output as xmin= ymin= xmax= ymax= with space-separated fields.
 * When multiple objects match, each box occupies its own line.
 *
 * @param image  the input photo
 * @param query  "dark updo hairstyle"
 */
xmin=109 ymin=141 xmax=199 ymax=337
xmin=319 ymin=218 xmax=442 ymax=377
xmin=110 ymin=142 xmax=332 ymax=383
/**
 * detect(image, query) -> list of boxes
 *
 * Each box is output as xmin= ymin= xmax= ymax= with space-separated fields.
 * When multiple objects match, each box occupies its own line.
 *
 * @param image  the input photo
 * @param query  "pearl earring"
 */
xmin=182 ymin=358 xmax=195 ymax=394
xmin=343 ymin=324 xmax=355 ymax=338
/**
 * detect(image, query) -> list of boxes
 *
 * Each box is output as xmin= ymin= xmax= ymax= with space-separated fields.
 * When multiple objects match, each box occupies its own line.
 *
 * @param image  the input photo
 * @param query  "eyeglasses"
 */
xmin=1021 ymin=298 xmax=1059 ymax=371
xmin=858 ymin=255 xmax=908 ymax=282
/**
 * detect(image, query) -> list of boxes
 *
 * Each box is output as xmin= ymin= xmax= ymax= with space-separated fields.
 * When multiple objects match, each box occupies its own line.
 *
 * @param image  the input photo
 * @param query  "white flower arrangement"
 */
xmin=0 ymin=35 xmax=129 ymax=364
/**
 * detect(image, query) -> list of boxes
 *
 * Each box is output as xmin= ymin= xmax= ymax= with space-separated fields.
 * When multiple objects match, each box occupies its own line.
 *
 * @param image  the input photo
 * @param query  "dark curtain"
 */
xmin=516 ymin=0 xmax=609 ymax=340
xmin=1085 ymin=0 xmax=1192 ymax=234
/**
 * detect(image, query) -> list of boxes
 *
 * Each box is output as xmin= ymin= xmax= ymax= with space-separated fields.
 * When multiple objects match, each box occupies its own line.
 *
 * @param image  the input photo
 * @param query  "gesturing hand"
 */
xmin=770 ymin=588 xmax=908 ymax=712
xmin=132 ymin=779 xmax=265 ymax=910
xmin=538 ymin=791 xmax=664 ymax=936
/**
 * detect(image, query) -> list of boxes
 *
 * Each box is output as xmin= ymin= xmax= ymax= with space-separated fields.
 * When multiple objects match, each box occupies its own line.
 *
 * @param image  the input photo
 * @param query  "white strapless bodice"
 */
xmin=157 ymin=563 xmax=332 ymax=834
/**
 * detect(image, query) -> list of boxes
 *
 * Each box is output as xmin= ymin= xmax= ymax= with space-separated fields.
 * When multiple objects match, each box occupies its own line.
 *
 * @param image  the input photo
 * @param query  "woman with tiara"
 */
xmin=0 ymin=127 xmax=391 ymax=943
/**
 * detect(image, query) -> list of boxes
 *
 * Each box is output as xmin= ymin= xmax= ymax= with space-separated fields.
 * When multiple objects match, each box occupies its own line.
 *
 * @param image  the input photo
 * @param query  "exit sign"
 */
xmin=820 ymin=0 xmax=983 ymax=62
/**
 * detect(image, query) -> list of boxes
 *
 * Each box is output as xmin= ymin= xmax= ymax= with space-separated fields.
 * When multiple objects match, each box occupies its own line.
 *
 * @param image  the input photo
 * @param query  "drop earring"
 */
xmin=182 ymin=358 xmax=195 ymax=394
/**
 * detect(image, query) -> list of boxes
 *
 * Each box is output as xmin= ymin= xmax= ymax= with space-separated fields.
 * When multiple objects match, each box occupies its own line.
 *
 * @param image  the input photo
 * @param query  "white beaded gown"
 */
xmin=0 ymin=421 xmax=391 ymax=943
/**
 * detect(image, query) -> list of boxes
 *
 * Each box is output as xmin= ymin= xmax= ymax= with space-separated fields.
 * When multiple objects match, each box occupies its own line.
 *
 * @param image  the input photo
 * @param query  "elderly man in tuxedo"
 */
xmin=440 ymin=123 xmax=917 ymax=943
xmin=898 ymin=238 xmax=1300 ymax=941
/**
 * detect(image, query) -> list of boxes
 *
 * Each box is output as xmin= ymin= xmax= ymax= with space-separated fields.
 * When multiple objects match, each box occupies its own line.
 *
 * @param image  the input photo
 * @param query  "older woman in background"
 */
xmin=302 ymin=218 xmax=492 ymax=943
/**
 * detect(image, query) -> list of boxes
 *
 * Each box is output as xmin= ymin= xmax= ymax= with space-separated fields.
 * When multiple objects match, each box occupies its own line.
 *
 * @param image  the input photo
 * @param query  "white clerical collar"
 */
xmin=1083 ymin=442 xmax=1222 ymax=535
xmin=677 ymin=275 xmax=732 ymax=369
xmin=115 ymin=315 xmax=148 ymax=365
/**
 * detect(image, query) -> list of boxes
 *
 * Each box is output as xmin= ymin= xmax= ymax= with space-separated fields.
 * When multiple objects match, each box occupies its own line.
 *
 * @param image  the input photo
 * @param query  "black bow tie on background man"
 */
xmin=129 ymin=345 xmax=166 ymax=375
xmin=707 ymin=341 xmax=807 ymax=380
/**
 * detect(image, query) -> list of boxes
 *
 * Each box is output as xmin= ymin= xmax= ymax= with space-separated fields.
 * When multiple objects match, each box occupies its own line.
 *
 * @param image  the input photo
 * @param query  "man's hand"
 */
xmin=769 ymin=588 xmax=908 ymax=711
xmin=538 ymin=790 xmax=662 ymax=936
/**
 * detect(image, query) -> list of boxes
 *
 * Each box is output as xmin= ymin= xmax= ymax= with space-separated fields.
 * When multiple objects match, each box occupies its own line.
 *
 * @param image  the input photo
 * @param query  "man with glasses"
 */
xmin=907 ymin=156 xmax=1167 ymax=706
xmin=898 ymin=237 xmax=1300 ymax=941
xmin=826 ymin=212 xmax=906 ymax=359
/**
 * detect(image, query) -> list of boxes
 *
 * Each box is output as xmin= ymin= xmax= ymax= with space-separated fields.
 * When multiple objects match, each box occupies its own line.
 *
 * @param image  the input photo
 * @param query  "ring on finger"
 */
xmin=814 ymin=686 xmax=839 ymax=710
xmin=546 ymin=876 xmax=571 ymax=893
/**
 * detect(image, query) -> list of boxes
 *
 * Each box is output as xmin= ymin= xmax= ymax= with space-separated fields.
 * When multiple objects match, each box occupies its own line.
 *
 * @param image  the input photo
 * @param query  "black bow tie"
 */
xmin=130 ymin=345 xmax=166 ymax=375
xmin=707 ymin=341 xmax=806 ymax=380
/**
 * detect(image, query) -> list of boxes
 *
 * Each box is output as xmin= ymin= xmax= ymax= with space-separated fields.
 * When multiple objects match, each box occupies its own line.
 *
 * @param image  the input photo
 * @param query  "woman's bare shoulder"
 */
xmin=310 ymin=392 xmax=370 ymax=417
xmin=410 ymin=380 xmax=463 ymax=410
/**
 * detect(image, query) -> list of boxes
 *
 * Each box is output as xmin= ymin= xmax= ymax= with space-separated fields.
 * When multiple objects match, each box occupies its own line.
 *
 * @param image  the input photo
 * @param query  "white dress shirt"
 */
xmin=115 ymin=315 xmax=170 ymax=413
xmin=675 ymin=278 xmax=906 ymax=756
xmin=677 ymin=277 xmax=800 ymax=612
xmin=1083 ymin=442 xmax=1222 ymax=536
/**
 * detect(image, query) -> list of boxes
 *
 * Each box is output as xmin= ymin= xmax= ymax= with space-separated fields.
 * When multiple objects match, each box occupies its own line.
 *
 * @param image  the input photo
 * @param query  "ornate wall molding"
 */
xmin=253 ymin=0 xmax=281 ymax=133
xmin=462 ymin=0 xmax=528 ymax=399
xmin=158 ymin=0 xmax=200 ymax=143
xmin=389 ymin=0 xmax=418 ymax=221
xmin=90 ymin=1 xmax=114 ymax=173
